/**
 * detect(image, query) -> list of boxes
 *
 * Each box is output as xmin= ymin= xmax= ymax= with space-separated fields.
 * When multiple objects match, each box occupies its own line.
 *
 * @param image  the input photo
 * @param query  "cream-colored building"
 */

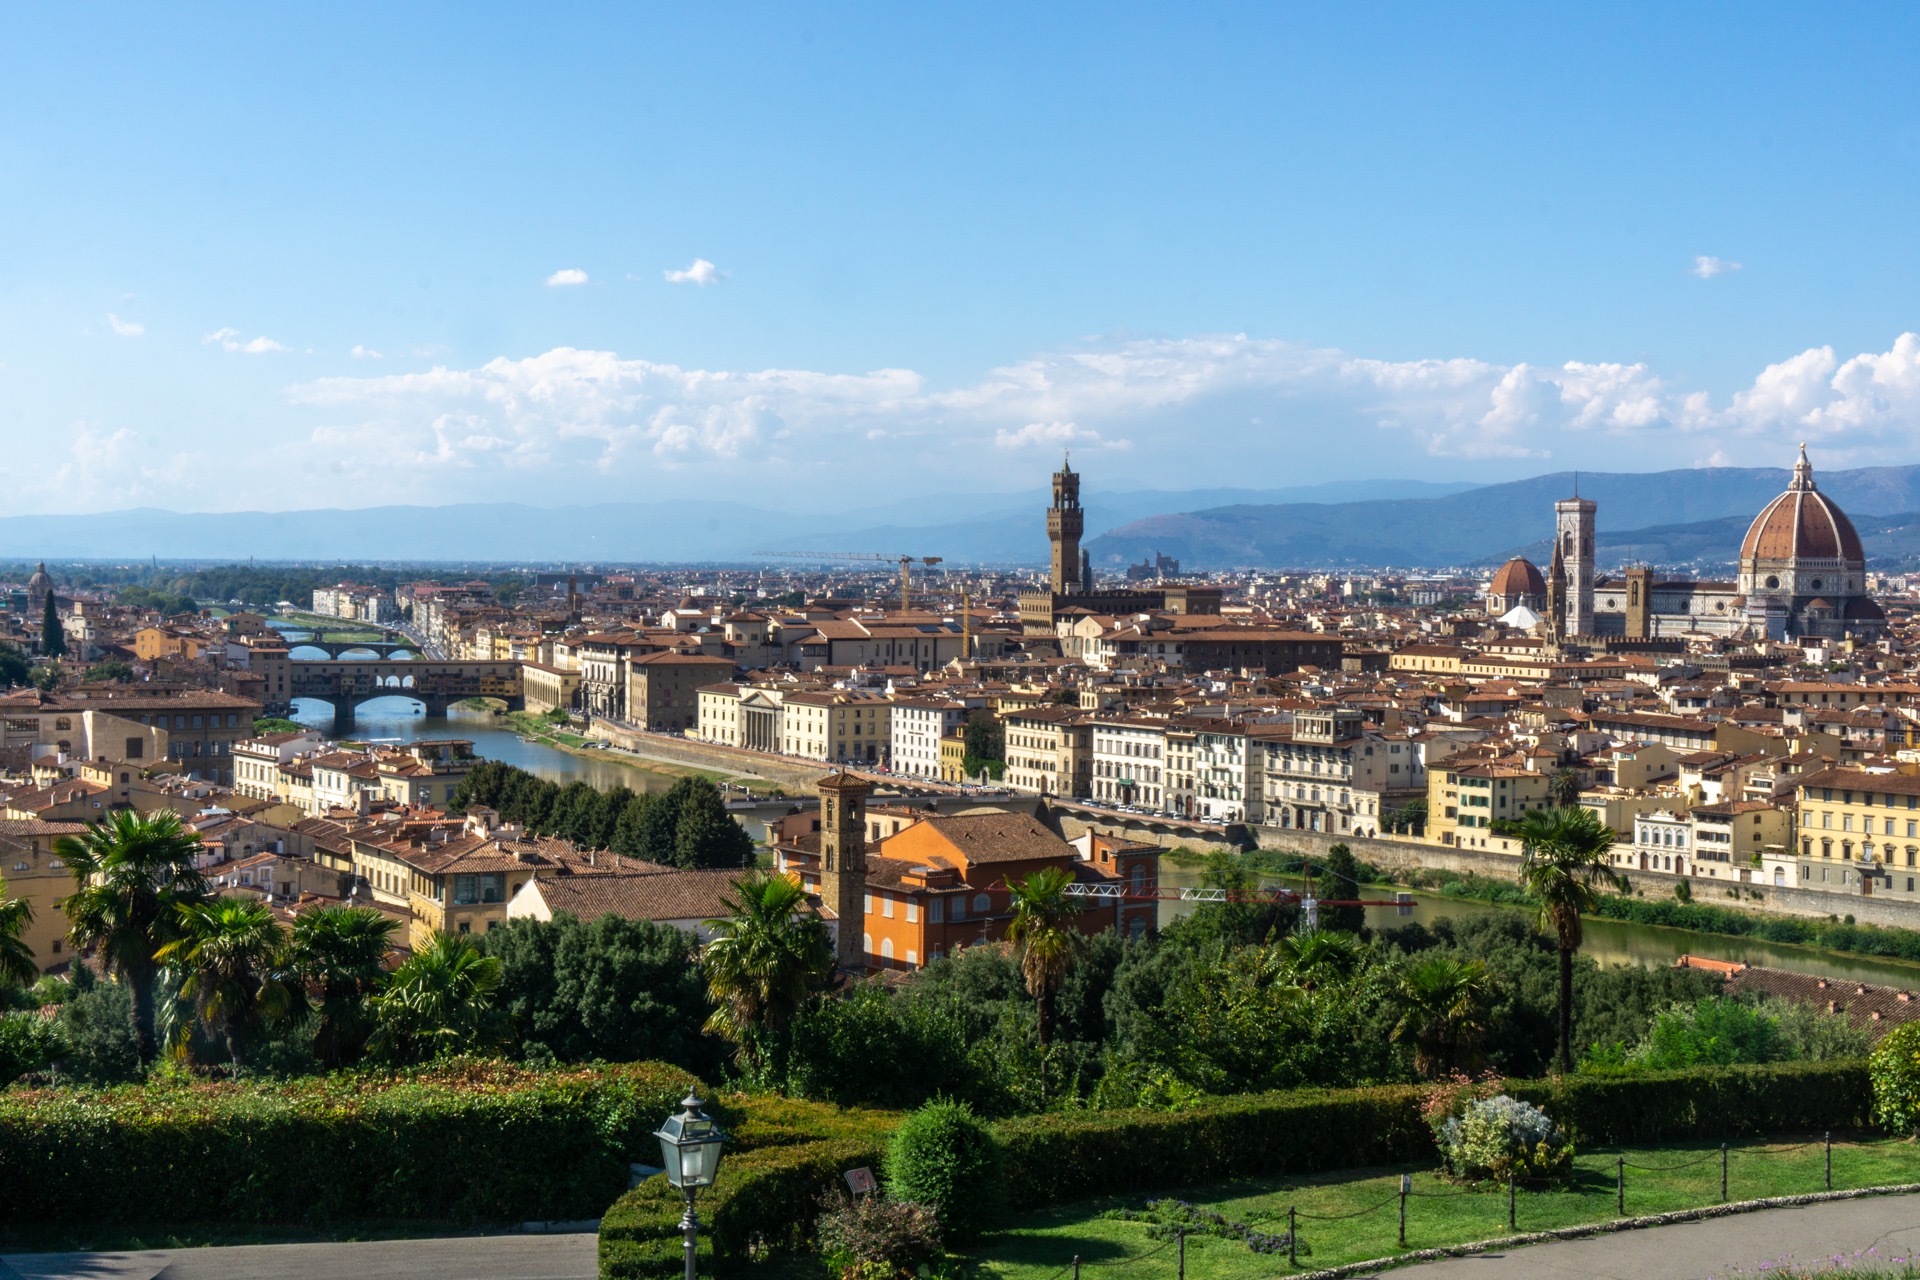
xmin=0 ymin=818 xmax=90 ymax=973
xmin=1004 ymin=706 xmax=1092 ymax=798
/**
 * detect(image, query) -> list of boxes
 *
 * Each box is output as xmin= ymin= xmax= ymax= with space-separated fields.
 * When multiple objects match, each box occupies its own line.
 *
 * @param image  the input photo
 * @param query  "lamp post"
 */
xmin=654 ymin=1091 xmax=728 ymax=1280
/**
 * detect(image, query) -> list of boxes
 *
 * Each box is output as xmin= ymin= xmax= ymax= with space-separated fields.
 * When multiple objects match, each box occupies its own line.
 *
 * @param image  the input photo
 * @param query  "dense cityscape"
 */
xmin=12 ymin=6 xmax=1920 ymax=1279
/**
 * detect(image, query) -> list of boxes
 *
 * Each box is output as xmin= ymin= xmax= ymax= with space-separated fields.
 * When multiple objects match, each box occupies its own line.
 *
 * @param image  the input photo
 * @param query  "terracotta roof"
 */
xmin=1489 ymin=557 xmax=1547 ymax=598
xmin=904 ymin=811 xmax=1076 ymax=864
xmin=1740 ymin=449 xmax=1864 ymax=563
xmin=520 ymin=868 xmax=746 ymax=922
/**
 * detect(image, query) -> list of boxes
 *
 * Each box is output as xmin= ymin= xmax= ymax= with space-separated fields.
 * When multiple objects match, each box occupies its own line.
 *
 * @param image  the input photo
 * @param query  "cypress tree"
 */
xmin=40 ymin=591 xmax=65 ymax=658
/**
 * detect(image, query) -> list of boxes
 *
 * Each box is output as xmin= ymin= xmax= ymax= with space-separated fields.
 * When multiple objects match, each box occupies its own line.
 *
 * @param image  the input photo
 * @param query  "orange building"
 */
xmin=776 ymin=785 xmax=1159 ymax=972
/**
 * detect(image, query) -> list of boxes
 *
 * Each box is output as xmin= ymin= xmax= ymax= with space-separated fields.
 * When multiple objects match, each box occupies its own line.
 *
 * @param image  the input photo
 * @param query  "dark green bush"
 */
xmin=1508 ymin=1059 xmax=1870 ymax=1144
xmin=884 ymin=1100 xmax=1004 ymax=1244
xmin=1 ymin=1059 xmax=697 ymax=1228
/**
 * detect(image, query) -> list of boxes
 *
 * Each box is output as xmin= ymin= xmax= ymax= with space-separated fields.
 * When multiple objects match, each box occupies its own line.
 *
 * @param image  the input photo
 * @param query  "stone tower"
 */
xmin=1048 ymin=455 xmax=1084 ymax=595
xmin=1624 ymin=566 xmax=1654 ymax=639
xmin=1545 ymin=539 xmax=1566 ymax=651
xmin=1554 ymin=494 xmax=1596 ymax=638
xmin=816 ymin=771 xmax=872 ymax=972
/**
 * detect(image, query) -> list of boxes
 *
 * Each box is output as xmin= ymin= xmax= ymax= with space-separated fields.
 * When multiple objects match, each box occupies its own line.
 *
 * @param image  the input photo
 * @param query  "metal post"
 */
xmin=1508 ymin=1172 xmax=1516 ymax=1230
xmin=1178 ymin=1229 xmax=1185 ymax=1280
xmin=1072 ymin=1257 xmax=1080 ymax=1280
xmin=1288 ymin=1207 xmax=1297 ymax=1267
xmin=1721 ymin=1143 xmax=1728 ymax=1202
xmin=1825 ymin=1131 xmax=1833 ymax=1191
xmin=1616 ymin=1157 xmax=1624 ymax=1216
xmin=680 ymin=1189 xmax=700 ymax=1280
xmin=1399 ymin=1175 xmax=1409 ymax=1247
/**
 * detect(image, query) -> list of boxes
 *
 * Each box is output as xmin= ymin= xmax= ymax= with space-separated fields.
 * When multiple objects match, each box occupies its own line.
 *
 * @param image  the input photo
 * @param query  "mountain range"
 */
xmin=1085 ymin=465 xmax=1920 ymax=571
xmin=8 ymin=466 xmax=1920 ymax=571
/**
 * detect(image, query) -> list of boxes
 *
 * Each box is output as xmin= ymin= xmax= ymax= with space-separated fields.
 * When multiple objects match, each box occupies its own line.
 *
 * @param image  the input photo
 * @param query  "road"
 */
xmin=1370 ymin=1191 xmax=1920 ymax=1279
xmin=0 ymin=1232 xmax=598 ymax=1280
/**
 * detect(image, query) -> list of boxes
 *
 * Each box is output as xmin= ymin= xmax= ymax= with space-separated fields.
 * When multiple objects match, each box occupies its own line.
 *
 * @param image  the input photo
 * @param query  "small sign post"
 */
xmin=844 ymin=1167 xmax=876 ymax=1200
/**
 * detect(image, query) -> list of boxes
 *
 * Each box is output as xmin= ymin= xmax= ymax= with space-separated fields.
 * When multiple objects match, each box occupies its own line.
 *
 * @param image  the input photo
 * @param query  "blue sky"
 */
xmin=3 ymin=3 xmax=1920 ymax=513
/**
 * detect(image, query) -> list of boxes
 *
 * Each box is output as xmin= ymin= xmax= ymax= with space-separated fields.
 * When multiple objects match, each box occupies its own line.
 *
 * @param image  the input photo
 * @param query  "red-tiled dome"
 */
xmin=1489 ymin=557 xmax=1546 ymax=597
xmin=1739 ymin=447 xmax=1864 ymax=564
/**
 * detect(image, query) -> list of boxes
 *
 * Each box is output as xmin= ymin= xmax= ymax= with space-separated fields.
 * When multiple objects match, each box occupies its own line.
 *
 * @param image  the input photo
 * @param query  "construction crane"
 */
xmin=755 ymin=551 xmax=945 ymax=613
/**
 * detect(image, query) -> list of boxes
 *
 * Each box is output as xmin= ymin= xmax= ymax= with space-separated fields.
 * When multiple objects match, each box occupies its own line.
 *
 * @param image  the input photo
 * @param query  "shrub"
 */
xmin=815 ymin=1192 xmax=943 ymax=1280
xmin=0 ymin=1058 xmax=696 ymax=1228
xmin=1870 ymin=1022 xmax=1920 ymax=1134
xmin=1433 ymin=1094 xmax=1572 ymax=1182
xmin=0 ymin=1011 xmax=57 ymax=1085
xmin=50 ymin=970 xmax=140 ymax=1085
xmin=884 ymin=1100 xmax=1004 ymax=1245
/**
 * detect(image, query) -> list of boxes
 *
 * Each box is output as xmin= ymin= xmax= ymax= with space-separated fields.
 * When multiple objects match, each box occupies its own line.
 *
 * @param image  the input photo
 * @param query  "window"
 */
xmin=863 ymin=893 xmax=873 ymax=914
xmin=973 ymin=893 xmax=990 ymax=915
xmin=882 ymin=896 xmax=894 ymax=919
xmin=906 ymin=900 xmax=918 ymax=923
xmin=930 ymin=899 xmax=943 ymax=923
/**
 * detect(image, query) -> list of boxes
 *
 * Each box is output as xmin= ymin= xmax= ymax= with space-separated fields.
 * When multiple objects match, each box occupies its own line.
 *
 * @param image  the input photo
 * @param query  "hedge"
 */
xmin=0 ymin=1058 xmax=697 ymax=1228
xmin=598 ymin=1060 xmax=1873 ymax=1280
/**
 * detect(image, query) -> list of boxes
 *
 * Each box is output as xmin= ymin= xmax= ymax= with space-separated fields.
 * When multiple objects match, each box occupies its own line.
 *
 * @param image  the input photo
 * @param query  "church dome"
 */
xmin=1739 ymin=447 xmax=1863 ymax=563
xmin=26 ymin=562 xmax=49 ymax=590
xmin=1489 ymin=557 xmax=1546 ymax=598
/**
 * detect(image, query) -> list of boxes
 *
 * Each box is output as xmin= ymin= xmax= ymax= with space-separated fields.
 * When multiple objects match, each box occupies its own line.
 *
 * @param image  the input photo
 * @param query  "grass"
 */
xmin=968 ymin=1136 xmax=1920 ymax=1279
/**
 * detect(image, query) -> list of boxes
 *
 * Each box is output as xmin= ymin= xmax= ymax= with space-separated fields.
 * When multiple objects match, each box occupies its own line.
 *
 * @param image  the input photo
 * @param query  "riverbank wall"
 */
xmin=1251 ymin=828 xmax=1920 ymax=932
xmin=588 ymin=722 xmax=832 ymax=793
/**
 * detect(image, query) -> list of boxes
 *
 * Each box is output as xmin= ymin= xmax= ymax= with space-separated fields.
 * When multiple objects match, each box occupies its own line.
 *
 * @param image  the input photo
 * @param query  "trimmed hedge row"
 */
xmin=996 ymin=1084 xmax=1430 ymax=1206
xmin=0 ymin=1059 xmax=697 ymax=1228
xmin=598 ymin=1060 xmax=1874 ymax=1280
xmin=1507 ymin=1060 xmax=1871 ymax=1144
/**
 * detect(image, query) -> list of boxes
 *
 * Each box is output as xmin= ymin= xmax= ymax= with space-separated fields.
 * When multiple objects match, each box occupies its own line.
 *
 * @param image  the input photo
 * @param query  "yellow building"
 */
xmin=939 ymin=730 xmax=969 ymax=782
xmin=1792 ymin=767 xmax=1920 ymax=900
xmin=0 ymin=818 xmax=92 ymax=973
xmin=1427 ymin=760 xmax=1553 ymax=851
xmin=1004 ymin=706 xmax=1092 ymax=797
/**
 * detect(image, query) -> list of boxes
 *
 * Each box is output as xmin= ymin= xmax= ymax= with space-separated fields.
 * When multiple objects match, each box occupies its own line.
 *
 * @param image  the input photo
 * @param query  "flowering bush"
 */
xmin=1433 ymin=1094 xmax=1573 ymax=1183
xmin=815 ymin=1192 xmax=943 ymax=1280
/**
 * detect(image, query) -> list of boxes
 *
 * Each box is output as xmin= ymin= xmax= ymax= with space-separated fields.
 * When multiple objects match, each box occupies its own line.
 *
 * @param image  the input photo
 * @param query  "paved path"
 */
xmin=1369 ymin=1192 xmax=1920 ymax=1278
xmin=0 ymin=1232 xmax=598 ymax=1280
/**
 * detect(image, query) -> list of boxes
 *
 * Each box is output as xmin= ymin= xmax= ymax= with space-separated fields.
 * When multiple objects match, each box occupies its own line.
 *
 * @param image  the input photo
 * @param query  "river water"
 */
xmin=1158 ymin=864 xmax=1920 ymax=989
xmin=288 ymin=695 xmax=678 ymax=794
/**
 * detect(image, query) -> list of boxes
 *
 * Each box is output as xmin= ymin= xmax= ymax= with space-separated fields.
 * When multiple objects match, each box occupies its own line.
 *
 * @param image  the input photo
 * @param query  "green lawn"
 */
xmin=971 ymin=1136 xmax=1920 ymax=1279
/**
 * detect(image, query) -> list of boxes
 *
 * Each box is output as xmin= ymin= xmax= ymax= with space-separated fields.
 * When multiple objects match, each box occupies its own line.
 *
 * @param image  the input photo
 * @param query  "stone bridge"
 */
xmin=288 ymin=637 xmax=420 ymax=659
xmin=288 ymin=659 xmax=523 ymax=727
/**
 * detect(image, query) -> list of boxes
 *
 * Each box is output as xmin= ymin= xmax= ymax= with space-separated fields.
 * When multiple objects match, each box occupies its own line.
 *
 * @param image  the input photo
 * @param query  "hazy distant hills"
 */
xmin=11 ymin=466 xmax=1920 ymax=570
xmin=1086 ymin=465 xmax=1920 ymax=570
xmin=0 ymin=478 xmax=1474 ymax=565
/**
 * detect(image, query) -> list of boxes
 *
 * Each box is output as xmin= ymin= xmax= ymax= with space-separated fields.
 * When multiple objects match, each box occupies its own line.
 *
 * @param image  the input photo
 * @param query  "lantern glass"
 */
xmin=654 ymin=1093 xmax=727 ymax=1190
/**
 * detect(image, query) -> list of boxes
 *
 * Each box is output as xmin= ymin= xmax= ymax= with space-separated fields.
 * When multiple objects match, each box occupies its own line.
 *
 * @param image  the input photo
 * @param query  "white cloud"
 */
xmin=106 ymin=313 xmax=144 ymax=337
xmin=204 ymin=327 xmax=290 ymax=354
xmin=1692 ymin=255 xmax=1743 ymax=279
xmin=993 ymin=421 xmax=1130 ymax=451
xmin=279 ymin=331 xmax=1920 ymax=503
xmin=663 ymin=258 xmax=722 ymax=286
xmin=350 ymin=345 xmax=384 ymax=360
xmin=545 ymin=268 xmax=589 ymax=287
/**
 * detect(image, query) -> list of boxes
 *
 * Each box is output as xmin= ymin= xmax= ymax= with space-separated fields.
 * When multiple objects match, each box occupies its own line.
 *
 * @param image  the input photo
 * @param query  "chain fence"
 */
xmin=1045 ymin=1131 xmax=1878 ymax=1276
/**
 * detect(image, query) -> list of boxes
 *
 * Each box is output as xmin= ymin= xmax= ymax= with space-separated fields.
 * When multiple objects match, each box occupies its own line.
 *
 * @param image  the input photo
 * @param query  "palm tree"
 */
xmin=0 ymin=878 xmax=37 ymax=987
xmin=1006 ymin=866 xmax=1083 ymax=1047
xmin=1389 ymin=955 xmax=1492 ymax=1078
xmin=1279 ymin=929 xmax=1363 ymax=989
xmin=701 ymin=872 xmax=833 ymax=1062
xmin=1518 ymin=805 xmax=1628 ymax=1073
xmin=56 ymin=810 xmax=209 ymax=1062
xmin=1546 ymin=768 xmax=1584 ymax=808
xmin=290 ymin=905 xmax=398 ymax=1068
xmin=369 ymin=932 xmax=505 ymax=1063
xmin=155 ymin=897 xmax=291 ymax=1069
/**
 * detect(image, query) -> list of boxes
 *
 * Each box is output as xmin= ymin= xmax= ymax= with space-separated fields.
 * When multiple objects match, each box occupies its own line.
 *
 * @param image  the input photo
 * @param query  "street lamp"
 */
xmin=655 ymin=1091 xmax=727 ymax=1280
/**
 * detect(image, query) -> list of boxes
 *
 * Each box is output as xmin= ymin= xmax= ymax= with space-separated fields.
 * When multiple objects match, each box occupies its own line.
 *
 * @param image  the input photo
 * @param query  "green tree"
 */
xmin=369 ymin=932 xmax=505 ymax=1063
xmin=84 ymin=660 xmax=134 ymax=683
xmin=884 ymin=1099 xmax=1006 ymax=1244
xmin=156 ymin=897 xmax=292 ymax=1068
xmin=1634 ymin=995 xmax=1786 ymax=1069
xmin=672 ymin=777 xmax=755 ymax=869
xmin=1546 ymin=768 xmax=1584 ymax=808
xmin=0 ymin=643 xmax=30 ymax=689
xmin=1318 ymin=844 xmax=1366 ymax=936
xmin=50 ymin=965 xmax=141 ymax=1083
xmin=484 ymin=913 xmax=716 ymax=1069
xmin=701 ymin=871 xmax=833 ymax=1063
xmin=1389 ymin=954 xmax=1492 ymax=1078
xmin=1390 ymin=797 xmax=1428 ymax=835
xmin=289 ymin=905 xmax=398 ymax=1068
xmin=56 ymin=810 xmax=209 ymax=1062
xmin=963 ymin=717 xmax=1004 ymax=765
xmin=1005 ymin=866 xmax=1082 ymax=1047
xmin=0 ymin=878 xmax=37 ymax=987
xmin=1517 ymin=805 xmax=1628 ymax=1073
xmin=40 ymin=591 xmax=65 ymax=658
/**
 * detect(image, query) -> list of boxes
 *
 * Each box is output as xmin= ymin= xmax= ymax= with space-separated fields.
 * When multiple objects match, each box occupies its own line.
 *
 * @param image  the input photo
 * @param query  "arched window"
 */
xmin=881 ymin=938 xmax=894 ymax=960
xmin=862 ymin=932 xmax=873 ymax=954
xmin=973 ymin=893 xmax=991 ymax=915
